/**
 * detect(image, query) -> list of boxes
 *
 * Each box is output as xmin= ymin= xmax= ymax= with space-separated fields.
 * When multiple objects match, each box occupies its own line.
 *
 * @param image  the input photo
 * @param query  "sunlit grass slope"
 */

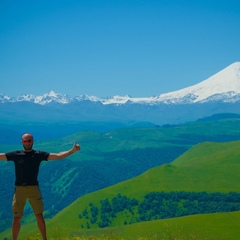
xmin=2 ymin=211 xmax=240 ymax=240
xmin=44 ymin=211 xmax=240 ymax=239
xmin=72 ymin=211 xmax=240 ymax=240
xmin=1 ymin=140 xmax=240 ymax=239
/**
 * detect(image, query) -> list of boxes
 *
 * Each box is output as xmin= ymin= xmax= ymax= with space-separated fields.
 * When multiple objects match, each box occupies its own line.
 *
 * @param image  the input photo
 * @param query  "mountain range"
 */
xmin=1 ymin=62 xmax=240 ymax=124
xmin=1 ymin=62 xmax=240 ymax=105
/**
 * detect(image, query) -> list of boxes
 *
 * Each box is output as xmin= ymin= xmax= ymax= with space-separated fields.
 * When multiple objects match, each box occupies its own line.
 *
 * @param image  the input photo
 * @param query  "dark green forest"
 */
xmin=79 ymin=192 xmax=240 ymax=229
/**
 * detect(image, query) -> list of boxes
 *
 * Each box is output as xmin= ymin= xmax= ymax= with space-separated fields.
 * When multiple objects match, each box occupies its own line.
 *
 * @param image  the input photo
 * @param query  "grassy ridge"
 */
xmin=46 ymin=211 xmax=240 ymax=239
xmin=1 ymin=140 xmax=239 ymax=239
xmin=118 ymin=211 xmax=240 ymax=239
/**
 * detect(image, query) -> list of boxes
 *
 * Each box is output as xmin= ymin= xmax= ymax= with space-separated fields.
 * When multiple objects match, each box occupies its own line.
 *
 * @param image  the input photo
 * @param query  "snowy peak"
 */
xmin=37 ymin=91 xmax=71 ymax=104
xmin=158 ymin=62 xmax=240 ymax=103
xmin=13 ymin=91 xmax=71 ymax=104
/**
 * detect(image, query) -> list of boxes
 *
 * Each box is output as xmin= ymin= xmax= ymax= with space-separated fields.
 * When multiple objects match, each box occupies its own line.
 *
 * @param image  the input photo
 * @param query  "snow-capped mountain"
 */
xmin=1 ymin=62 xmax=240 ymax=105
xmin=0 ymin=90 xmax=101 ymax=104
xmin=100 ymin=61 xmax=240 ymax=104
xmin=15 ymin=91 xmax=72 ymax=104
xmin=157 ymin=62 xmax=240 ymax=104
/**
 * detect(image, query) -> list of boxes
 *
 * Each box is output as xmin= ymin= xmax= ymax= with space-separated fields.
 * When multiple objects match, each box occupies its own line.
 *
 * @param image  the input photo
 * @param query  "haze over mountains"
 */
xmin=1 ymin=62 xmax=240 ymax=124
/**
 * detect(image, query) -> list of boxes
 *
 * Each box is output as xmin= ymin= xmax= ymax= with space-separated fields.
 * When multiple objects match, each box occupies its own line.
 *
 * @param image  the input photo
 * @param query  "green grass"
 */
xmin=2 ymin=211 xmax=240 ymax=239
xmin=1 ymin=140 xmax=240 ymax=239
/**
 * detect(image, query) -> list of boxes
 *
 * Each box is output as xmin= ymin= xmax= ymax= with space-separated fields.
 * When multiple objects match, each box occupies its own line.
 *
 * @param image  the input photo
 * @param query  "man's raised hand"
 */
xmin=73 ymin=141 xmax=80 ymax=152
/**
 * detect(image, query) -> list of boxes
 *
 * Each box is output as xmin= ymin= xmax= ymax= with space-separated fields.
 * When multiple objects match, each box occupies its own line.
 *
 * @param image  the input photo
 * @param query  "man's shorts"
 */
xmin=12 ymin=186 xmax=44 ymax=217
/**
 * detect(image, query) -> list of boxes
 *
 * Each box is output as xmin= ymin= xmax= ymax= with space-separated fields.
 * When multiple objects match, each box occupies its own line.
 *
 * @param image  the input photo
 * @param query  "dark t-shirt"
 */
xmin=6 ymin=150 xmax=50 ymax=186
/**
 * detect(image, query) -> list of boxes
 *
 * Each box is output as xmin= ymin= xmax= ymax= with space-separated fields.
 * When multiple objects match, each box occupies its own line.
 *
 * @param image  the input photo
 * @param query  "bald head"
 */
xmin=22 ymin=133 xmax=33 ymax=139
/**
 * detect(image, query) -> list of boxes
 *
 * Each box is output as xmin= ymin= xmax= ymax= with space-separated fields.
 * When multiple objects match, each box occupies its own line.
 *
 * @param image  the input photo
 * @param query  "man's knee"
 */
xmin=35 ymin=213 xmax=45 ymax=220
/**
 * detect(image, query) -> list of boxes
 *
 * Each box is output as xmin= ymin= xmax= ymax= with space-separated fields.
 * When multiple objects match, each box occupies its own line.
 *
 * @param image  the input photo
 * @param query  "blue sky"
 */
xmin=1 ymin=0 xmax=240 ymax=98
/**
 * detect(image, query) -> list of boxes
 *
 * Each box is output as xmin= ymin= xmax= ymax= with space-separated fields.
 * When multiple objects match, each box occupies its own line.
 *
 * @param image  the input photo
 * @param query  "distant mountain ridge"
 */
xmin=1 ymin=62 xmax=240 ymax=105
xmin=1 ymin=62 xmax=240 ymax=125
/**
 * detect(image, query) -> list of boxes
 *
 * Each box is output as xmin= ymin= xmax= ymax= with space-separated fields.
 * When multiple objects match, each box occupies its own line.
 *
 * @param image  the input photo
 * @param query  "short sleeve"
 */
xmin=37 ymin=151 xmax=50 ymax=161
xmin=5 ymin=151 xmax=18 ymax=161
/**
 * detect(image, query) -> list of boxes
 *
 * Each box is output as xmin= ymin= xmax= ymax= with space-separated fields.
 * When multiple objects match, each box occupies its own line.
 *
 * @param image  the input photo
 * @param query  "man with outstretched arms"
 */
xmin=0 ymin=132 xmax=80 ymax=240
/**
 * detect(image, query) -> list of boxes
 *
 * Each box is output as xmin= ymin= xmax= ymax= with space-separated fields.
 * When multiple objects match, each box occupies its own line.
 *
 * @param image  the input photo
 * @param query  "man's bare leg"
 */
xmin=12 ymin=216 xmax=22 ymax=240
xmin=35 ymin=213 xmax=47 ymax=240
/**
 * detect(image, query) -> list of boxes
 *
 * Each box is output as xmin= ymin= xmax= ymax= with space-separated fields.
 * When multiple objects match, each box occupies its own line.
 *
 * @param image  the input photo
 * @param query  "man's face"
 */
xmin=21 ymin=134 xmax=34 ymax=151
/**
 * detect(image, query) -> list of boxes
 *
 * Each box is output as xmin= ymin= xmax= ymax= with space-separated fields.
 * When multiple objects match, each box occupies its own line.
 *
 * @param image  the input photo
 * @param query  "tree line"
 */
xmin=79 ymin=191 xmax=240 ymax=229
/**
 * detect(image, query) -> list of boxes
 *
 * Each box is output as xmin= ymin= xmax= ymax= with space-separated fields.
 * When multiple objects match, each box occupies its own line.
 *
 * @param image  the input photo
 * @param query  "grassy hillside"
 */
xmin=1 ymin=139 xmax=239 ymax=239
xmin=71 ymin=211 xmax=240 ymax=240
xmin=2 ymin=211 xmax=240 ymax=240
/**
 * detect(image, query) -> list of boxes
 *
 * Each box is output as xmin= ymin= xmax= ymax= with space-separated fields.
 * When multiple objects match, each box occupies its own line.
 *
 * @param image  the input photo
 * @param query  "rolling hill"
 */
xmin=1 ymin=139 xmax=239 ymax=239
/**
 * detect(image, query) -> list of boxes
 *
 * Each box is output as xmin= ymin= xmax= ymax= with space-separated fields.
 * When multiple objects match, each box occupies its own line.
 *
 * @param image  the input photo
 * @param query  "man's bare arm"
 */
xmin=47 ymin=142 xmax=80 ymax=161
xmin=0 ymin=153 xmax=7 ymax=161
